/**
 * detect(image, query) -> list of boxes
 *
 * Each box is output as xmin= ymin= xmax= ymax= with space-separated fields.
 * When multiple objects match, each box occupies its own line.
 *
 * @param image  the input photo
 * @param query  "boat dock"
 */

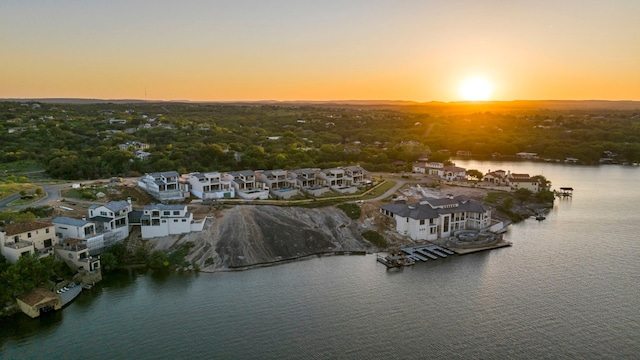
xmin=399 ymin=244 xmax=455 ymax=263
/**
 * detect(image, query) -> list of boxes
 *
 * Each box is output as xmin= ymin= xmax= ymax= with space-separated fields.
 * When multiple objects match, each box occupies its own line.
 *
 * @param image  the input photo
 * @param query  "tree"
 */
xmin=466 ymin=169 xmax=484 ymax=181
xmin=100 ymin=252 xmax=117 ymax=271
xmin=514 ymin=188 xmax=533 ymax=203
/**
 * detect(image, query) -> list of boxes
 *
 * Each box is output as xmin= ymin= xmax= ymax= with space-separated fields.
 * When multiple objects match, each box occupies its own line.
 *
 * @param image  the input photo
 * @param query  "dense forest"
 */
xmin=1 ymin=101 xmax=639 ymax=180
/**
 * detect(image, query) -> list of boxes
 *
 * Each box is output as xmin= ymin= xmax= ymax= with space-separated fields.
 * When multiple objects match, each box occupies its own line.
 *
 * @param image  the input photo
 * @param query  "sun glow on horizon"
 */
xmin=459 ymin=77 xmax=493 ymax=101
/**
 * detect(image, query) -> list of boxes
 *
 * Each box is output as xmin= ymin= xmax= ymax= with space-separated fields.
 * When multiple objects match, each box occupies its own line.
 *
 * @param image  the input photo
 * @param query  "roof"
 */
xmin=381 ymin=196 xmax=488 ymax=220
xmin=143 ymin=204 xmax=186 ymax=211
xmin=148 ymin=171 xmax=179 ymax=178
xmin=17 ymin=288 xmax=58 ymax=306
xmin=104 ymin=200 xmax=130 ymax=212
xmin=443 ymin=166 xmax=466 ymax=172
xmin=52 ymin=217 xmax=91 ymax=227
xmin=1 ymin=221 xmax=53 ymax=236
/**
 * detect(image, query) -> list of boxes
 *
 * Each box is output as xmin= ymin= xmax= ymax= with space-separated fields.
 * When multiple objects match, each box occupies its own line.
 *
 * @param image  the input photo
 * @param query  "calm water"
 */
xmin=2 ymin=161 xmax=639 ymax=359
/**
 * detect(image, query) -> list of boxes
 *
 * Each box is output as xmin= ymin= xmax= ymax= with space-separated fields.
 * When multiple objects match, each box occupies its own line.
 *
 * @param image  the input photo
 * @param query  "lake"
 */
xmin=2 ymin=161 xmax=639 ymax=359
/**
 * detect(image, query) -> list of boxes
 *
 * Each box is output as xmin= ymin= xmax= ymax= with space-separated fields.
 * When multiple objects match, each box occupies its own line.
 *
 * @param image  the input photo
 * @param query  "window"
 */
xmin=420 ymin=219 xmax=425 ymax=225
xmin=162 ymin=220 xmax=166 ymax=223
xmin=163 ymin=211 xmax=170 ymax=216
xmin=28 ymin=232 xmax=32 ymax=238
xmin=182 ymin=219 xmax=187 ymax=222
xmin=46 ymin=228 xmax=50 ymax=233
xmin=173 ymin=211 xmax=180 ymax=215
xmin=173 ymin=219 xmax=178 ymax=222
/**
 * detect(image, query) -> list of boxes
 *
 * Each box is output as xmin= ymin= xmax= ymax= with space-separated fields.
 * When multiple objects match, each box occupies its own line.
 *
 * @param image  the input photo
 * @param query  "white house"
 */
xmin=0 ymin=221 xmax=57 ymax=263
xmin=507 ymin=173 xmax=540 ymax=192
xmin=185 ymin=171 xmax=235 ymax=200
xmin=225 ymin=170 xmax=269 ymax=200
xmin=317 ymin=168 xmax=357 ymax=194
xmin=380 ymin=196 xmax=492 ymax=241
xmin=140 ymin=204 xmax=199 ymax=239
xmin=343 ymin=165 xmax=369 ymax=187
xmin=138 ymin=171 xmax=190 ymax=202
xmin=442 ymin=166 xmax=467 ymax=181
xmin=412 ymin=162 xmax=428 ymax=174
xmin=256 ymin=169 xmax=298 ymax=199
xmin=54 ymin=238 xmax=101 ymax=272
xmin=88 ymin=200 xmax=132 ymax=249
xmin=52 ymin=216 xmax=105 ymax=255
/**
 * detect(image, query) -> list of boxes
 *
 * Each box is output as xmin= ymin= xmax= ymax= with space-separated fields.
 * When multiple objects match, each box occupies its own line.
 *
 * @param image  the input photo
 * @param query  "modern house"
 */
xmin=0 ymin=221 xmax=57 ymax=263
xmin=225 ymin=170 xmax=269 ymax=200
xmin=290 ymin=168 xmax=330 ymax=197
xmin=52 ymin=216 xmax=106 ymax=256
xmin=317 ymin=168 xmax=357 ymax=194
xmin=88 ymin=200 xmax=132 ymax=251
xmin=185 ymin=171 xmax=235 ymax=200
xmin=138 ymin=171 xmax=190 ymax=202
xmin=343 ymin=165 xmax=370 ymax=187
xmin=380 ymin=196 xmax=494 ymax=241
xmin=118 ymin=141 xmax=150 ymax=151
xmin=140 ymin=204 xmax=205 ymax=239
xmin=256 ymin=169 xmax=298 ymax=199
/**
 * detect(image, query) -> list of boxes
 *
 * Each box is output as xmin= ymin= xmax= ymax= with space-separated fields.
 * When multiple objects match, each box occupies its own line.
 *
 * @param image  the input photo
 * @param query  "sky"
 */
xmin=1 ymin=0 xmax=639 ymax=102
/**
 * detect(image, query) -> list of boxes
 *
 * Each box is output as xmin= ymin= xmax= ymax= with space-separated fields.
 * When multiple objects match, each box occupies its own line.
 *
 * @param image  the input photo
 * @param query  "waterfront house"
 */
xmin=184 ymin=171 xmax=235 ymax=200
xmin=380 ymin=195 xmax=494 ymax=241
xmin=140 ymin=204 xmax=204 ymax=239
xmin=88 ymin=200 xmax=131 ymax=250
xmin=412 ymin=162 xmax=428 ymax=174
xmin=138 ymin=171 xmax=190 ymax=202
xmin=507 ymin=173 xmax=541 ymax=192
xmin=0 ymin=221 xmax=57 ymax=263
xmin=54 ymin=238 xmax=101 ymax=273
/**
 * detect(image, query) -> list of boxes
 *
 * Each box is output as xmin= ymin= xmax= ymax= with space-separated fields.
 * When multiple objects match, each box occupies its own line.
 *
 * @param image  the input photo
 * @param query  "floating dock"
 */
xmin=399 ymin=244 xmax=455 ymax=262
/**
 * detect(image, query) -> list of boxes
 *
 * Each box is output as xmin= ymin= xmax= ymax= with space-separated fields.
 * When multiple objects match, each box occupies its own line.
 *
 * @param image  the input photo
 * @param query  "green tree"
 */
xmin=466 ymin=169 xmax=484 ymax=181
xmin=100 ymin=252 xmax=118 ymax=271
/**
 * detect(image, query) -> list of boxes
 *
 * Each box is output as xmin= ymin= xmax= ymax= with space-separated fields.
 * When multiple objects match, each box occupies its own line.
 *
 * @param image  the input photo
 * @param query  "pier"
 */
xmin=400 ymin=244 xmax=454 ymax=262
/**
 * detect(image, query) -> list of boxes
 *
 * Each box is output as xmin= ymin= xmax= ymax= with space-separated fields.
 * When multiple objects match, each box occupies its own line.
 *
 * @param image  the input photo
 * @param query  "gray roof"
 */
xmin=143 ymin=204 xmax=186 ymax=211
xmin=52 ymin=217 xmax=91 ymax=227
xmin=149 ymin=171 xmax=179 ymax=178
xmin=381 ymin=196 xmax=487 ymax=220
xmin=104 ymin=200 xmax=130 ymax=212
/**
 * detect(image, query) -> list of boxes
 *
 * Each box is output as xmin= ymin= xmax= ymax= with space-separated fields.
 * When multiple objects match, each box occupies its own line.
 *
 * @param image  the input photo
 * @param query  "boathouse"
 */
xmin=16 ymin=288 xmax=61 ymax=318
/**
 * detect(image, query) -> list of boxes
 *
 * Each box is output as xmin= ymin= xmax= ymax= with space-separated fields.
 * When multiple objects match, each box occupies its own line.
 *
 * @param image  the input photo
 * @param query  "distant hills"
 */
xmin=2 ymin=98 xmax=639 ymax=112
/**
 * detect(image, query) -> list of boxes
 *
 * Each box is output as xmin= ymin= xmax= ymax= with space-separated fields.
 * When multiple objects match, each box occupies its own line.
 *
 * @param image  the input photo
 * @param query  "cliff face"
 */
xmin=153 ymin=205 xmax=368 ymax=271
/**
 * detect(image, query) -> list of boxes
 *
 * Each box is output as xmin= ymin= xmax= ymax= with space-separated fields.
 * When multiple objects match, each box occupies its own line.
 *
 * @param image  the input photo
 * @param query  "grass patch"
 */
xmin=337 ymin=203 xmax=361 ymax=220
xmin=361 ymin=180 xmax=396 ymax=200
xmin=61 ymin=186 xmax=109 ymax=201
xmin=362 ymin=230 xmax=387 ymax=248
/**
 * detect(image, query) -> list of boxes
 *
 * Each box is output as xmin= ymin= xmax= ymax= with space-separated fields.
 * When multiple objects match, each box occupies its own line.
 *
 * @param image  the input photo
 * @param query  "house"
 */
xmin=317 ymin=168 xmax=357 ymax=194
xmin=426 ymin=162 xmax=444 ymax=177
xmin=16 ymin=289 xmax=61 ymax=318
xmin=52 ymin=216 xmax=105 ymax=255
xmin=380 ymin=196 xmax=493 ymax=241
xmin=482 ymin=170 xmax=508 ymax=185
xmin=442 ymin=166 xmax=467 ymax=181
xmin=412 ymin=162 xmax=428 ymax=174
xmin=224 ymin=170 xmax=269 ymax=200
xmin=256 ymin=169 xmax=298 ymax=199
xmin=290 ymin=168 xmax=330 ymax=197
xmin=507 ymin=173 xmax=540 ymax=192
xmin=185 ymin=171 xmax=235 ymax=200
xmin=343 ymin=165 xmax=369 ymax=187
xmin=138 ymin=171 xmax=190 ymax=202
xmin=516 ymin=152 xmax=538 ymax=159
xmin=140 ymin=204 xmax=202 ymax=239
xmin=118 ymin=141 xmax=150 ymax=151
xmin=0 ymin=221 xmax=57 ymax=263
xmin=88 ymin=200 xmax=132 ymax=251
xmin=54 ymin=238 xmax=101 ymax=273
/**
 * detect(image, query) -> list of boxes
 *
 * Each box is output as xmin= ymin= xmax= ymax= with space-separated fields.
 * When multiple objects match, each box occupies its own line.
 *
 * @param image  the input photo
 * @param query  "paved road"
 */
xmin=0 ymin=194 xmax=21 ymax=209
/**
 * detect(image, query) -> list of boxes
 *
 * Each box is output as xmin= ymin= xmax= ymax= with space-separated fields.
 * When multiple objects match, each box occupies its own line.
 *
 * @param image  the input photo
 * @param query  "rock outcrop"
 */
xmin=151 ymin=205 xmax=368 ymax=271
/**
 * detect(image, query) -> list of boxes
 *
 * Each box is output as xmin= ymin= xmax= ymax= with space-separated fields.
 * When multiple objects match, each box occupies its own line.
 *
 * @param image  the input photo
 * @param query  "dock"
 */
xmin=399 ymin=244 xmax=455 ymax=262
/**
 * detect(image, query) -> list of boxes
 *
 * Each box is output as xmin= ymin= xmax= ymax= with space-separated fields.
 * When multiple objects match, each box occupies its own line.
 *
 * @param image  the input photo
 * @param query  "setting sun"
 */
xmin=459 ymin=77 xmax=493 ymax=101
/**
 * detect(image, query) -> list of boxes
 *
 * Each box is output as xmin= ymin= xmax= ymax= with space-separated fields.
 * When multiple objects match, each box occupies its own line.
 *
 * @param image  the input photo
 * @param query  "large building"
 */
xmin=380 ymin=196 xmax=493 ymax=241
xmin=138 ymin=171 xmax=190 ymax=202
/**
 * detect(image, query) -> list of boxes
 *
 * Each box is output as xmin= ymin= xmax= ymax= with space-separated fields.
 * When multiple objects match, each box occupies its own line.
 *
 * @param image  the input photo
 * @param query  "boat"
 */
xmin=535 ymin=214 xmax=546 ymax=221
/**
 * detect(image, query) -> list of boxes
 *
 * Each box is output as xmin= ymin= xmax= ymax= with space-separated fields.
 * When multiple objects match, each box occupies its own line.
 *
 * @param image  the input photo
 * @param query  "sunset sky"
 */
xmin=2 ymin=1 xmax=639 ymax=102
